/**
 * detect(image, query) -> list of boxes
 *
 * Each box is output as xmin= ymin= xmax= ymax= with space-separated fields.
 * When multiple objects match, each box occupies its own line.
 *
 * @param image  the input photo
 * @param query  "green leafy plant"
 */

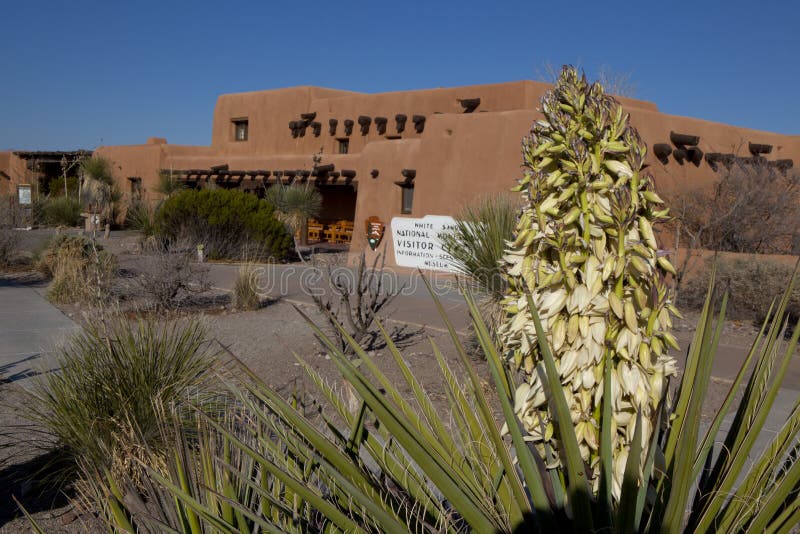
xmin=80 ymin=156 xmax=113 ymax=185
xmin=441 ymin=195 xmax=518 ymax=350
xmin=499 ymin=66 xmax=677 ymax=496
xmin=39 ymin=196 xmax=82 ymax=227
xmin=156 ymin=189 xmax=292 ymax=260
xmin=25 ymin=318 xmax=219 ymax=484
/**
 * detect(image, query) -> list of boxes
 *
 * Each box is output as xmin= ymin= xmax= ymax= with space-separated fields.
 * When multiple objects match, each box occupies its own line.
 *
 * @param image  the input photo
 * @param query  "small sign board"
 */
xmin=390 ymin=215 xmax=457 ymax=272
xmin=17 ymin=184 xmax=32 ymax=205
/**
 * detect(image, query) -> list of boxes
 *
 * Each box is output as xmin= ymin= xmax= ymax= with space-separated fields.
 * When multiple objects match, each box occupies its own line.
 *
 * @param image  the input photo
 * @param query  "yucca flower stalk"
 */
xmin=500 ymin=66 xmax=679 ymax=497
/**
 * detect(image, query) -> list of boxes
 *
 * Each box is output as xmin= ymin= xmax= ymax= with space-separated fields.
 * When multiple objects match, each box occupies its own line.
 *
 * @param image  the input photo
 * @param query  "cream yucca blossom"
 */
xmin=499 ymin=66 xmax=679 ymax=499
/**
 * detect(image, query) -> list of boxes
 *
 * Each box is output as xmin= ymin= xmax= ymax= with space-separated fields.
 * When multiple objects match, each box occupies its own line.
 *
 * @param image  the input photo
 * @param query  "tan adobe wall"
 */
xmin=0 ymin=152 xmax=11 ymax=196
xmin=86 ymin=80 xmax=799 ymax=270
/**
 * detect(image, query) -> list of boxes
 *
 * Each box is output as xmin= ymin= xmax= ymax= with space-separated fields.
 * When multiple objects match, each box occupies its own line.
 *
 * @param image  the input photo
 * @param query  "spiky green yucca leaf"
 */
xmin=440 ymin=195 xmax=518 ymax=299
xmin=499 ymin=66 xmax=678 ymax=497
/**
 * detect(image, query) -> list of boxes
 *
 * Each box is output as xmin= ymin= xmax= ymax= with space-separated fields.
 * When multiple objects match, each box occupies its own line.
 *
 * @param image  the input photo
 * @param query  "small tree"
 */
xmin=264 ymin=182 xmax=322 ymax=258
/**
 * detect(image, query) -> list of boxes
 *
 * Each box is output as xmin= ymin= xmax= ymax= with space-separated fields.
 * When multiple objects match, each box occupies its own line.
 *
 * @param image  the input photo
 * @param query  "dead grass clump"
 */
xmin=678 ymin=255 xmax=800 ymax=324
xmin=40 ymin=234 xmax=116 ymax=304
xmin=233 ymin=262 xmax=261 ymax=311
xmin=0 ymin=196 xmax=21 ymax=268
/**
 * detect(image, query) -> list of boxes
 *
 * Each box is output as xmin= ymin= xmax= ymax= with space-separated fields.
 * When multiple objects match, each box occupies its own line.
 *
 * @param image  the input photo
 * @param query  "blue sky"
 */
xmin=1 ymin=0 xmax=797 ymax=150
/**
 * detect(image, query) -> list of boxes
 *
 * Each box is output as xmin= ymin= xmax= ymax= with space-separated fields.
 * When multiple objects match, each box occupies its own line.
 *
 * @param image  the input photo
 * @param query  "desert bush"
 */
xmin=25 ymin=318 xmax=218 ymax=484
xmin=39 ymin=234 xmax=116 ymax=304
xmin=155 ymin=169 xmax=185 ymax=198
xmin=124 ymin=200 xmax=157 ymax=236
xmin=441 ymin=195 xmax=517 ymax=300
xmin=0 ymin=229 xmax=18 ymax=269
xmin=305 ymin=249 xmax=403 ymax=354
xmin=156 ymin=188 xmax=292 ymax=260
xmin=668 ymin=160 xmax=800 ymax=292
xmin=44 ymin=175 xmax=79 ymax=197
xmin=39 ymin=196 xmax=82 ymax=227
xmin=232 ymin=262 xmax=261 ymax=310
xmin=134 ymin=246 xmax=211 ymax=311
xmin=679 ymin=255 xmax=800 ymax=323
xmin=0 ymin=196 xmax=20 ymax=268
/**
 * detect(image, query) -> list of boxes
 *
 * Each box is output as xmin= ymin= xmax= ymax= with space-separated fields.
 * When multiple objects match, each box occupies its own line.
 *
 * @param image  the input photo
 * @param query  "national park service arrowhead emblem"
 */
xmin=365 ymin=216 xmax=385 ymax=250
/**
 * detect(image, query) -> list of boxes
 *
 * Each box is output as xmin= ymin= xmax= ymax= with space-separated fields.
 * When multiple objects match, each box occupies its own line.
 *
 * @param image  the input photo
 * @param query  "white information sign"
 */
xmin=391 ymin=215 xmax=457 ymax=272
xmin=17 ymin=185 xmax=32 ymax=206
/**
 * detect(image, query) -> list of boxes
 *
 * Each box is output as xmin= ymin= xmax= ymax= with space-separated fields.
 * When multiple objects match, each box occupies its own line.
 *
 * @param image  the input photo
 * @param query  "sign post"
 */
xmin=16 ymin=184 xmax=32 ymax=229
xmin=390 ymin=215 xmax=457 ymax=272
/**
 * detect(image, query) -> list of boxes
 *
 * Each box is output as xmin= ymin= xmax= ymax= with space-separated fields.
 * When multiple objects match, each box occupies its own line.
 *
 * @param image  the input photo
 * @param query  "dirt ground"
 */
xmin=0 ymin=229 xmax=787 ymax=532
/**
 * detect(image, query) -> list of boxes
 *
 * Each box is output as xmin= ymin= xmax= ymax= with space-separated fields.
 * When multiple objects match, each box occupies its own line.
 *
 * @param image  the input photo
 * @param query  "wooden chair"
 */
xmin=307 ymin=219 xmax=323 ymax=242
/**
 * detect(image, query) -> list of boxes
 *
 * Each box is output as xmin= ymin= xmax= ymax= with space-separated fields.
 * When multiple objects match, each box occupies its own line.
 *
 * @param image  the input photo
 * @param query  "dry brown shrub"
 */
xmin=232 ymin=262 xmax=261 ymax=311
xmin=41 ymin=235 xmax=117 ymax=304
xmin=678 ymin=254 xmax=800 ymax=324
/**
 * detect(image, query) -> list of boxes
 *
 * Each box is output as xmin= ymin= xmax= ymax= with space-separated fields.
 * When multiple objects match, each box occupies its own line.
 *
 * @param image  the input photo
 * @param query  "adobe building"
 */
xmin=7 ymin=80 xmax=797 ymax=268
xmin=0 ymin=150 xmax=89 ymax=198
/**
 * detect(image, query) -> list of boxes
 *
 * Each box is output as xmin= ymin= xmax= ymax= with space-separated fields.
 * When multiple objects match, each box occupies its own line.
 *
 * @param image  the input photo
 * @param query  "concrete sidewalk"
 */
xmin=0 ymin=278 xmax=78 ymax=385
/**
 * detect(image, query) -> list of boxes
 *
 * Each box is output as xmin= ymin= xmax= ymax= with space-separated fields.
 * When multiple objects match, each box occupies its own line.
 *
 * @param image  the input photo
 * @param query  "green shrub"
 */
xmin=679 ymin=255 xmax=800 ymax=323
xmin=26 ymin=318 xmax=218 ymax=483
xmin=38 ymin=234 xmax=116 ymax=304
xmin=124 ymin=200 xmax=156 ymax=236
xmin=156 ymin=189 xmax=292 ymax=260
xmin=39 ymin=196 xmax=82 ymax=227
xmin=45 ymin=175 xmax=79 ymax=197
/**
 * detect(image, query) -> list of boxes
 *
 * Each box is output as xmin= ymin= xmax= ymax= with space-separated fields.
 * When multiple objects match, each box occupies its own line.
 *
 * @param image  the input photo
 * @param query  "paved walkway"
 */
xmin=0 ymin=278 xmax=78 ymax=385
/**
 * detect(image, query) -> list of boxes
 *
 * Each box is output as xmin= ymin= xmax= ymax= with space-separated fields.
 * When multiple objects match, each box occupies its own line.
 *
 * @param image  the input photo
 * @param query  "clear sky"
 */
xmin=1 ymin=0 xmax=797 ymax=151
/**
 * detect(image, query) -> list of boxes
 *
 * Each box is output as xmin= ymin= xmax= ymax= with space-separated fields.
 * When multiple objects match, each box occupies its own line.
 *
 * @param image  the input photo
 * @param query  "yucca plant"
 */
xmin=264 ymin=182 xmax=322 ymax=253
xmin=440 ymin=195 xmax=519 ymax=300
xmin=499 ymin=66 xmax=679 ymax=497
xmin=85 ymin=274 xmax=800 ymax=532
xmin=25 ymin=318 xmax=219 ymax=484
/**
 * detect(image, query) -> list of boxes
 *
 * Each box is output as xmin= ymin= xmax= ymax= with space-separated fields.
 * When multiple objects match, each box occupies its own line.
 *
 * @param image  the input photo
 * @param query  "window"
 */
xmin=337 ymin=138 xmax=349 ymax=154
xmin=401 ymin=186 xmax=414 ymax=214
xmin=233 ymin=119 xmax=249 ymax=141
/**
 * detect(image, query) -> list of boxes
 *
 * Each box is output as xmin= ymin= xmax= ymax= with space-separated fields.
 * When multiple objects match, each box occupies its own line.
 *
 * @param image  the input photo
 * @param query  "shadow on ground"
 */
xmin=0 ymin=448 xmax=76 ymax=527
